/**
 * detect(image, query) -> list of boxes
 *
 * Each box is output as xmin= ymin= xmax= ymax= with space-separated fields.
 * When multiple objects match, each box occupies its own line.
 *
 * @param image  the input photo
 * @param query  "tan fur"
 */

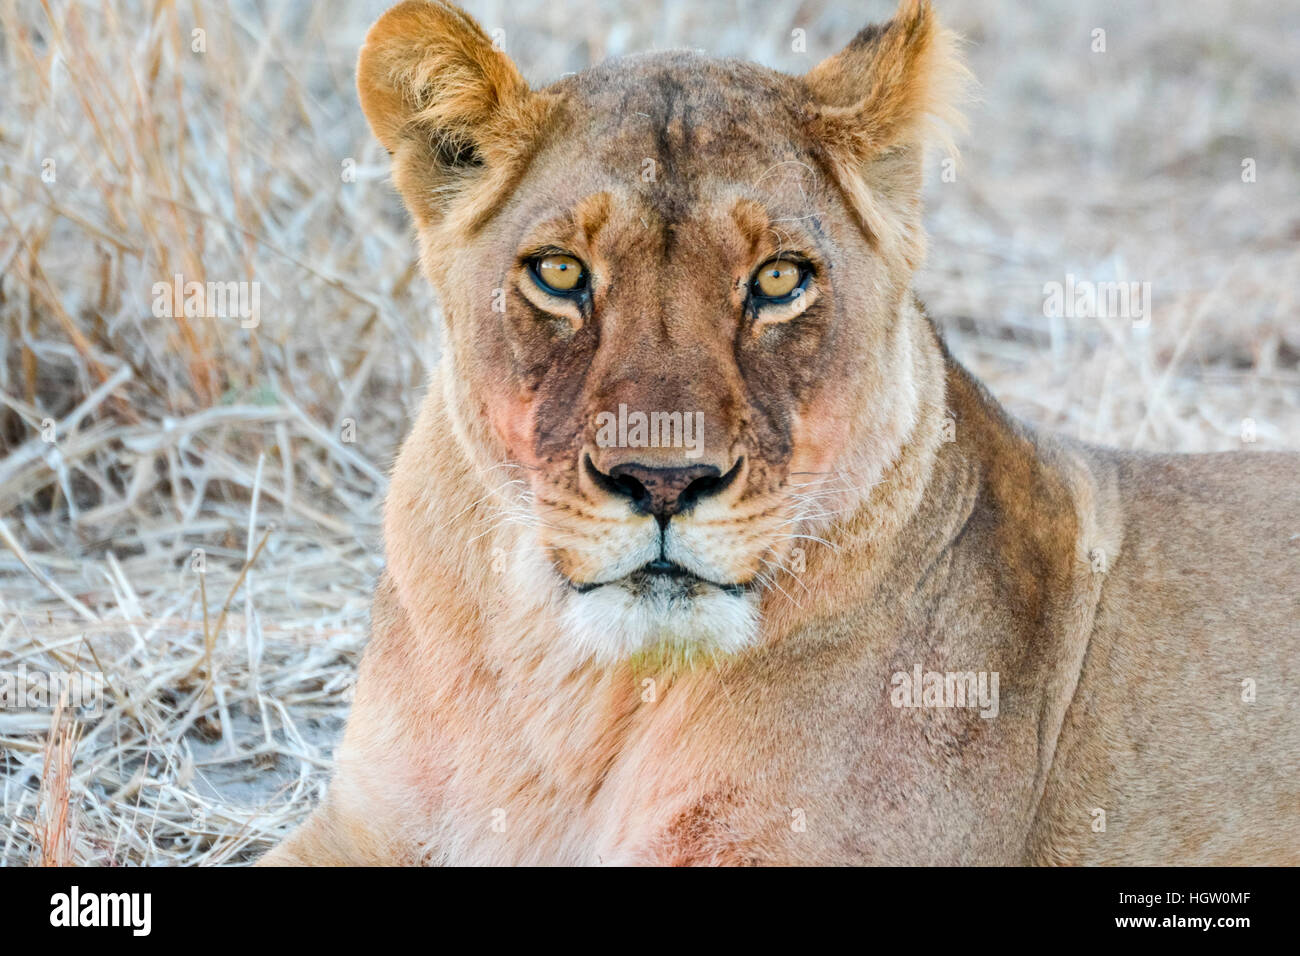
xmin=262 ymin=0 xmax=1299 ymax=865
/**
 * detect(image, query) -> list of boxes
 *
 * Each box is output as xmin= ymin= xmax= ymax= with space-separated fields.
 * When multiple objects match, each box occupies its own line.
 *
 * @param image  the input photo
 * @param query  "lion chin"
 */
xmin=560 ymin=568 xmax=760 ymax=665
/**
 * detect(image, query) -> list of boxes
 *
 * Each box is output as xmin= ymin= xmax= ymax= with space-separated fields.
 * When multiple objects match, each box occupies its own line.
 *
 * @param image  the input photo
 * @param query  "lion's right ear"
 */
xmin=357 ymin=0 xmax=552 ymax=228
xmin=802 ymin=0 xmax=969 ymax=267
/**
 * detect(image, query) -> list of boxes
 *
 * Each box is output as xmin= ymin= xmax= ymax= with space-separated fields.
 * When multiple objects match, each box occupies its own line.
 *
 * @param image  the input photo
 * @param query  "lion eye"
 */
xmin=533 ymin=254 xmax=587 ymax=294
xmin=752 ymin=259 xmax=803 ymax=299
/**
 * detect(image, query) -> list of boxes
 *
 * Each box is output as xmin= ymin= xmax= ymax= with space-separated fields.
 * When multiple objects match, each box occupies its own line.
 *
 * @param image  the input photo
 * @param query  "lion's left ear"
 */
xmin=357 ymin=0 xmax=555 ymax=229
xmin=803 ymin=0 xmax=969 ymax=265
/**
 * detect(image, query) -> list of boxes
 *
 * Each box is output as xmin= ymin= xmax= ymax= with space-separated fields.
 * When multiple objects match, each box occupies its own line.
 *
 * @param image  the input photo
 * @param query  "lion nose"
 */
xmin=586 ymin=458 xmax=741 ymax=527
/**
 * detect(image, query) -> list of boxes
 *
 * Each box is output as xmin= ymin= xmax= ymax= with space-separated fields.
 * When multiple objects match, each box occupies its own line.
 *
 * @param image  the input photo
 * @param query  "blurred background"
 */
xmin=1 ymin=0 xmax=1296 ymax=864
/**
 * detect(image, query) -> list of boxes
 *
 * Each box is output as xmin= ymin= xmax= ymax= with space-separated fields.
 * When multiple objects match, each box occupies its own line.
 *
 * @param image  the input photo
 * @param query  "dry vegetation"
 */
xmin=1 ymin=0 xmax=1296 ymax=865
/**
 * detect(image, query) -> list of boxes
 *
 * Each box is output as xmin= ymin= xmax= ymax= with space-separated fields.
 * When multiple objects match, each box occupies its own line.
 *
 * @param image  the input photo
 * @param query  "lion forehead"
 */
xmin=540 ymin=53 xmax=816 ymax=181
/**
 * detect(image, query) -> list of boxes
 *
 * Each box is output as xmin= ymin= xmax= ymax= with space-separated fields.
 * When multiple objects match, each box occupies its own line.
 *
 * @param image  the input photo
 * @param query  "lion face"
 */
xmin=359 ymin=0 xmax=964 ymax=661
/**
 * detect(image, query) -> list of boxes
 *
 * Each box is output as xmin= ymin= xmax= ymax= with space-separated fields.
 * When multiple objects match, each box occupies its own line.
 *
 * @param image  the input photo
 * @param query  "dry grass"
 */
xmin=1 ymin=0 xmax=1297 ymax=865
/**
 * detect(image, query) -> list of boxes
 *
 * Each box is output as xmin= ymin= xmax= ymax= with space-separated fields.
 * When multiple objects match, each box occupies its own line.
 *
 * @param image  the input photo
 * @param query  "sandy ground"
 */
xmin=1 ymin=0 xmax=1296 ymax=864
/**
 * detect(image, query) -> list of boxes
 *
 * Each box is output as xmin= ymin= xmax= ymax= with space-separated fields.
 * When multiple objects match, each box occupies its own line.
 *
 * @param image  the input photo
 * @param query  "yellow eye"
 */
xmin=753 ymin=259 xmax=803 ymax=299
xmin=534 ymin=254 xmax=586 ymax=293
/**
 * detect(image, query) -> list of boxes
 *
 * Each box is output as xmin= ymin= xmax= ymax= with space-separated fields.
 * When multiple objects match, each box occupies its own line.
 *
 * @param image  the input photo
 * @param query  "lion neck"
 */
xmin=755 ymin=291 xmax=953 ymax=641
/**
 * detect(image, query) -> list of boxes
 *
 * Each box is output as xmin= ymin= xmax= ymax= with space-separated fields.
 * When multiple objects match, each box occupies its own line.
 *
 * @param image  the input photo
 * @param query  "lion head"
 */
xmin=359 ymin=0 xmax=966 ymax=663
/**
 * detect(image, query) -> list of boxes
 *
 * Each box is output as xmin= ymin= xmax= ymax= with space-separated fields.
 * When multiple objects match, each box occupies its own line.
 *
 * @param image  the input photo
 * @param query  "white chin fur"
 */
xmin=561 ymin=579 xmax=760 ymax=664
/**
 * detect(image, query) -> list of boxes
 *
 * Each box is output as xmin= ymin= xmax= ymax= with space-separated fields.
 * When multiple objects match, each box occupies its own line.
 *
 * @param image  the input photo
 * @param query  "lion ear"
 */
xmin=803 ymin=0 xmax=968 ymax=263
xmin=804 ymin=0 xmax=967 ymax=158
xmin=357 ymin=1 xmax=550 ymax=226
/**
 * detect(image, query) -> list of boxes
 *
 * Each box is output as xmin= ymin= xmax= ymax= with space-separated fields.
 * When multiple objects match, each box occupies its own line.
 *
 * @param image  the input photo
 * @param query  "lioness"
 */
xmin=264 ymin=0 xmax=1299 ymax=865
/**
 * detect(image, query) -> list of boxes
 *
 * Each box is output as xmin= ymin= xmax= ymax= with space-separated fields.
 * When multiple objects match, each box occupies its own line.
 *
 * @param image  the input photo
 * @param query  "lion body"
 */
xmin=263 ymin=1 xmax=1299 ymax=865
xmin=267 ymin=300 xmax=1300 ymax=865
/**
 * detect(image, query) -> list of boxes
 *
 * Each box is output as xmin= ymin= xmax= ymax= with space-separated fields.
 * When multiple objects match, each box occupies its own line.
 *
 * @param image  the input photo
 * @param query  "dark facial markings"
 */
xmin=490 ymin=55 xmax=852 ymax=500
